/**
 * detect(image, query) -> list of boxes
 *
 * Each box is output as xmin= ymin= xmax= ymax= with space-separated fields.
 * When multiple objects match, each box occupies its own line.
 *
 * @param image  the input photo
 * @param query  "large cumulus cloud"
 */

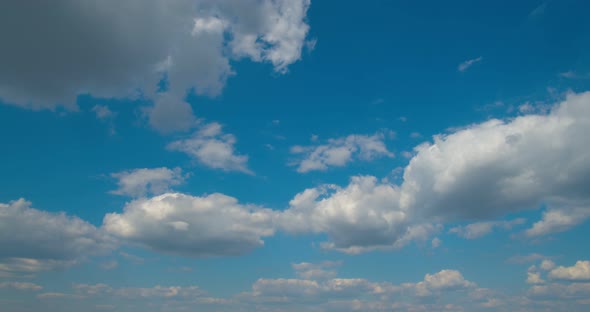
xmin=0 ymin=0 xmax=313 ymax=131
xmin=103 ymin=192 xmax=276 ymax=257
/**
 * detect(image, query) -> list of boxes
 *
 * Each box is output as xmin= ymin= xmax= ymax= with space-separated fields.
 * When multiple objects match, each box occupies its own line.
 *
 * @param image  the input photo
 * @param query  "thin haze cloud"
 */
xmin=458 ymin=56 xmax=483 ymax=72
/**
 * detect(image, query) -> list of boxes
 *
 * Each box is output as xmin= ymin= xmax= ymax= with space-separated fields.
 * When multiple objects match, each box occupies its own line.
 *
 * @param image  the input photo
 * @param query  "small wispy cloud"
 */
xmin=458 ymin=56 xmax=483 ymax=72
xmin=559 ymin=70 xmax=590 ymax=79
xmin=529 ymin=1 xmax=548 ymax=17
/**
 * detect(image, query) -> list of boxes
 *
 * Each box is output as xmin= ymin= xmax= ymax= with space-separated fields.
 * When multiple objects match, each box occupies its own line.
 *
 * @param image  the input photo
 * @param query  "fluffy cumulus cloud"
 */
xmin=110 ymin=167 xmax=188 ymax=197
xmin=404 ymin=270 xmax=476 ymax=297
xmin=278 ymin=176 xmax=436 ymax=254
xmin=525 ymin=259 xmax=590 ymax=310
xmin=168 ymin=122 xmax=252 ymax=174
xmin=290 ymin=133 xmax=394 ymax=173
xmin=0 ymin=0 xmax=312 ymax=130
xmin=0 ymin=199 xmax=115 ymax=275
xmin=103 ymin=192 xmax=276 ymax=257
xmin=549 ymin=261 xmax=590 ymax=282
xmin=400 ymin=92 xmax=590 ymax=235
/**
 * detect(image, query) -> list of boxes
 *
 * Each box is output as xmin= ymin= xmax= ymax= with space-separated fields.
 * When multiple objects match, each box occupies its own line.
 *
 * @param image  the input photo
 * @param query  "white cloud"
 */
xmin=290 ymin=133 xmax=394 ymax=173
xmin=0 ymin=0 xmax=312 ymax=115
xmin=527 ymin=271 xmax=544 ymax=284
xmin=0 ymin=282 xmax=43 ymax=291
xmin=541 ymin=260 xmax=556 ymax=271
xmin=110 ymin=167 xmax=187 ymax=197
xmin=526 ymin=260 xmax=590 ymax=305
xmin=406 ymin=270 xmax=476 ymax=297
xmin=448 ymin=218 xmax=526 ymax=239
xmin=400 ymin=92 xmax=590 ymax=235
xmin=525 ymin=207 xmax=590 ymax=237
xmin=168 ymin=122 xmax=252 ymax=174
xmin=293 ymin=261 xmax=341 ymax=280
xmin=278 ymin=91 xmax=590 ymax=252
xmin=238 ymin=265 xmax=480 ymax=311
xmin=458 ymin=56 xmax=483 ymax=72
xmin=0 ymin=199 xmax=115 ymax=274
xmin=560 ymin=70 xmax=590 ymax=79
xmin=278 ymin=176 xmax=436 ymax=254
xmin=549 ymin=261 xmax=590 ymax=282
xmin=103 ymin=192 xmax=276 ymax=257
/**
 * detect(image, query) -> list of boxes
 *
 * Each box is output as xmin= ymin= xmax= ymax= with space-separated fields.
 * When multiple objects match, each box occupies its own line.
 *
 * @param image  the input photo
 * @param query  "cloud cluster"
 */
xmin=401 ymin=92 xmax=590 ymax=233
xmin=290 ymin=133 xmax=394 ymax=173
xmin=0 ymin=0 xmax=312 ymax=131
xmin=237 ymin=264 xmax=482 ymax=311
xmin=526 ymin=259 xmax=590 ymax=309
xmin=168 ymin=122 xmax=252 ymax=173
xmin=3 ymin=92 xmax=590 ymax=267
xmin=103 ymin=192 xmax=275 ymax=257
xmin=278 ymin=176 xmax=435 ymax=254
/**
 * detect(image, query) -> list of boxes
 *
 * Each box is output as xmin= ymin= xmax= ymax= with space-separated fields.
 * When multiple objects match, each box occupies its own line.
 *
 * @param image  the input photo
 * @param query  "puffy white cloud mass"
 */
xmin=168 ymin=122 xmax=252 ymax=174
xmin=290 ymin=133 xmax=394 ymax=173
xmin=278 ymin=91 xmax=590 ymax=252
xmin=110 ymin=167 xmax=188 ymax=197
xmin=405 ymin=270 xmax=476 ymax=297
xmin=103 ymin=192 xmax=276 ymax=257
xmin=278 ymin=176 xmax=437 ymax=254
xmin=549 ymin=261 xmax=590 ymax=282
xmin=0 ymin=199 xmax=115 ymax=274
xmin=526 ymin=259 xmax=590 ymax=310
xmin=400 ymin=92 xmax=590 ymax=233
xmin=0 ymin=0 xmax=312 ymax=112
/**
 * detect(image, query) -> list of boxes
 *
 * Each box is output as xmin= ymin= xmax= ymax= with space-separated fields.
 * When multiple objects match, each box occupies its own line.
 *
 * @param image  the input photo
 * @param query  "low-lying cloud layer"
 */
xmin=2 ymin=92 xmax=590 ymax=267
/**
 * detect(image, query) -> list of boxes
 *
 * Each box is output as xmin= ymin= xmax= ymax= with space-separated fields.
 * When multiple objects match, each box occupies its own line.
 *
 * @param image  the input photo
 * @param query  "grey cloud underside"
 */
xmin=0 ymin=0 xmax=312 ymax=134
xmin=0 ymin=199 xmax=115 ymax=274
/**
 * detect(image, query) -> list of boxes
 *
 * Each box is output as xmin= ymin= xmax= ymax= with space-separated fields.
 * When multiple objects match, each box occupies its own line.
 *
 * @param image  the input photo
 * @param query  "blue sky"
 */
xmin=1 ymin=0 xmax=590 ymax=311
